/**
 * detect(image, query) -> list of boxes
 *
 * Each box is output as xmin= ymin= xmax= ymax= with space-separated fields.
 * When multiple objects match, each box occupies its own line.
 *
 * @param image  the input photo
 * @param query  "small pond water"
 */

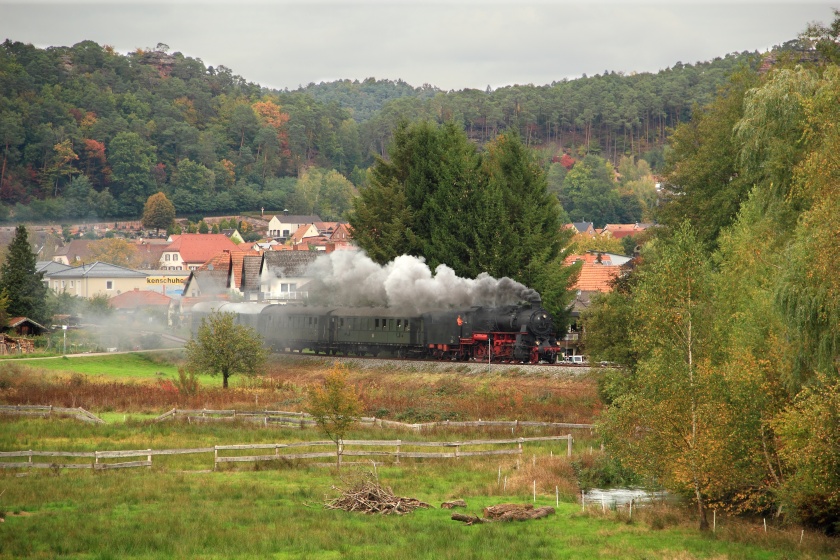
xmin=583 ymin=488 xmax=671 ymax=508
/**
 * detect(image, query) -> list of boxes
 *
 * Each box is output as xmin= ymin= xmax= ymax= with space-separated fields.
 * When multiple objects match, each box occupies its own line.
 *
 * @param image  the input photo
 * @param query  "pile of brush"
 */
xmin=325 ymin=473 xmax=430 ymax=515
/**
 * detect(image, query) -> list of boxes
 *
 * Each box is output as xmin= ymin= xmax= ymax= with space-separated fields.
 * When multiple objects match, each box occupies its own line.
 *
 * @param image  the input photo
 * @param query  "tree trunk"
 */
xmin=695 ymin=485 xmax=709 ymax=531
xmin=1 ymin=145 xmax=7 ymax=192
xmin=223 ymin=372 xmax=229 ymax=389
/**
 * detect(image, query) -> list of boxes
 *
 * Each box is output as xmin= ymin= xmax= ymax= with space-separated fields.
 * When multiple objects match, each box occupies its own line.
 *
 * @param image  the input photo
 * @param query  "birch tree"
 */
xmin=600 ymin=223 xmax=721 ymax=530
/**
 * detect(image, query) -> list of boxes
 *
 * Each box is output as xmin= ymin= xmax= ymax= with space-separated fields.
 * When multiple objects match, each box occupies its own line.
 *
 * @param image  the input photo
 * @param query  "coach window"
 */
xmin=396 ymin=319 xmax=402 ymax=330
xmin=375 ymin=319 xmax=380 ymax=329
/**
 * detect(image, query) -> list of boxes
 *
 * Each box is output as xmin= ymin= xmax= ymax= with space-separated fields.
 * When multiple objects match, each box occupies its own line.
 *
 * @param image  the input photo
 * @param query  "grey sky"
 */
xmin=1 ymin=1 xmax=834 ymax=91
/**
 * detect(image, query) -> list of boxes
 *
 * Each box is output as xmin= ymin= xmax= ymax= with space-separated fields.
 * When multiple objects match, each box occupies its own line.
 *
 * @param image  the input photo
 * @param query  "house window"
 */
xmin=165 ymin=254 xmax=170 ymax=261
xmin=61 ymin=280 xmax=66 ymax=289
xmin=106 ymin=280 xmax=113 ymax=290
xmin=70 ymin=281 xmax=74 ymax=288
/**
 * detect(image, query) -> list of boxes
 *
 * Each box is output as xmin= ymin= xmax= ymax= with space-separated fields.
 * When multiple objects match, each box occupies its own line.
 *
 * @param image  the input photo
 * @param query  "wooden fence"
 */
xmin=154 ymin=408 xmax=594 ymax=432
xmin=0 ymin=435 xmax=573 ymax=472
xmin=0 ymin=405 xmax=105 ymax=424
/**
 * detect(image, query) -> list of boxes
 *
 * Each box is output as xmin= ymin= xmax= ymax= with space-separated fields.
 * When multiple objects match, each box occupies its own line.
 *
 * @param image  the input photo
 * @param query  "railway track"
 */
xmin=273 ymin=350 xmax=602 ymax=374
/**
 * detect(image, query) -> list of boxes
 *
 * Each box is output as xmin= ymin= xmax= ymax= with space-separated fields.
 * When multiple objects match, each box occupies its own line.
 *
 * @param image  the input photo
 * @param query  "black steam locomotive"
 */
xmin=191 ymin=299 xmax=563 ymax=364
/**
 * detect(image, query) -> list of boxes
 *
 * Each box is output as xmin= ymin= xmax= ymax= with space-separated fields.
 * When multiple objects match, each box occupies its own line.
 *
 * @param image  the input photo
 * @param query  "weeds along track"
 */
xmin=272 ymin=352 xmax=596 ymax=376
xmin=1 ymin=354 xmax=602 ymax=424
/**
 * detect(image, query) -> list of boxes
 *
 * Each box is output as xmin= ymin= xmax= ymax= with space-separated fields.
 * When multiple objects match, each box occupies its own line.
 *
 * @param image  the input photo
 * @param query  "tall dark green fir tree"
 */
xmin=0 ymin=225 xmax=48 ymax=325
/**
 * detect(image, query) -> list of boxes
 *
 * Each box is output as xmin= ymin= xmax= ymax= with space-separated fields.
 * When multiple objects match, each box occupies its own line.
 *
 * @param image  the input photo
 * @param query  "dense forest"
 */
xmin=585 ymin=14 xmax=840 ymax=535
xmin=0 ymin=38 xmax=762 ymax=224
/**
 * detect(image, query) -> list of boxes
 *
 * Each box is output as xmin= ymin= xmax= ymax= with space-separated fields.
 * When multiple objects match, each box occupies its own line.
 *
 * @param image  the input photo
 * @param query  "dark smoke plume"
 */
xmin=304 ymin=251 xmax=540 ymax=313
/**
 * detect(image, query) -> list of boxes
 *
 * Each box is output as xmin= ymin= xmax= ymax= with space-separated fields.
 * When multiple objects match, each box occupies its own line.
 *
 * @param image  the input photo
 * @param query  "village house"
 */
xmin=160 ymin=233 xmax=240 ymax=270
xmin=564 ymin=222 xmax=596 ymax=237
xmin=266 ymin=213 xmax=322 ymax=240
xmin=43 ymin=261 xmax=149 ymax=298
xmin=36 ymin=261 xmax=73 ymax=286
xmin=51 ymin=238 xmax=96 ymax=265
xmin=560 ymin=252 xmax=633 ymax=358
xmin=180 ymin=249 xmax=261 ymax=301
xmin=329 ymin=223 xmax=352 ymax=243
xmin=109 ymin=288 xmax=175 ymax=325
xmin=259 ymin=249 xmax=321 ymax=302
xmin=290 ymin=224 xmax=322 ymax=245
xmin=134 ymin=238 xmax=170 ymax=269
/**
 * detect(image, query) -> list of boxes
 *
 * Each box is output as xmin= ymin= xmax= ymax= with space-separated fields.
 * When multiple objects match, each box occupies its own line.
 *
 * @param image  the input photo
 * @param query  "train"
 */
xmin=190 ymin=298 xmax=564 ymax=364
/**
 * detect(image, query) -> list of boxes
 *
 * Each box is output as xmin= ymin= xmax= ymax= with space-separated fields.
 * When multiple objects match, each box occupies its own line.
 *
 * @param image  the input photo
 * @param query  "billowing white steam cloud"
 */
xmin=304 ymin=251 xmax=540 ymax=313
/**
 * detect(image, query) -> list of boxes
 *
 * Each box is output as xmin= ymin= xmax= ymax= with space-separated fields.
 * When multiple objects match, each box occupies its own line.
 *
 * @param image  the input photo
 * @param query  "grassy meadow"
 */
xmin=0 ymin=353 xmax=837 ymax=559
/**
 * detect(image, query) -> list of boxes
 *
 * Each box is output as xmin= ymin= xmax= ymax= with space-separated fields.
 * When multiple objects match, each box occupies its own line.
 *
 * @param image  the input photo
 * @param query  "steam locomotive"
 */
xmin=191 ymin=299 xmax=563 ymax=364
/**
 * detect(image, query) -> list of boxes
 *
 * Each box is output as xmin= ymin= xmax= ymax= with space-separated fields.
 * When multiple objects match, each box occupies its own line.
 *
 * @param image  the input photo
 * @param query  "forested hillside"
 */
xmin=0 ymin=38 xmax=760 ymax=223
xmin=299 ymin=52 xmax=760 ymax=162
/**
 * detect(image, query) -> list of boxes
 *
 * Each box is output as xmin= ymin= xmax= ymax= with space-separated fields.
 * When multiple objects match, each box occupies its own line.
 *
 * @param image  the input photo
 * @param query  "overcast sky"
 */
xmin=1 ymin=1 xmax=835 ymax=91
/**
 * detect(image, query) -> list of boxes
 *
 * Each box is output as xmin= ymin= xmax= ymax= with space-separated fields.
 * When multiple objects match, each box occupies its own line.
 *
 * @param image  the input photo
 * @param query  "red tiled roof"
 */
xmin=602 ymin=223 xmax=652 ymax=239
xmin=291 ymin=224 xmax=320 ymax=243
xmin=110 ymin=289 xmax=172 ymax=309
xmin=164 ymin=234 xmax=239 ymax=264
xmin=329 ymin=223 xmax=353 ymax=242
xmin=197 ymin=249 xmax=260 ymax=289
xmin=572 ymin=262 xmax=621 ymax=292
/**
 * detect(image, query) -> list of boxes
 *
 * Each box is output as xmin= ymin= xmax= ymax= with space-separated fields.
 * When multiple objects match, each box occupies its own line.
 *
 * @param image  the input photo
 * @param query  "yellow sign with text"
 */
xmin=146 ymin=277 xmax=186 ymax=285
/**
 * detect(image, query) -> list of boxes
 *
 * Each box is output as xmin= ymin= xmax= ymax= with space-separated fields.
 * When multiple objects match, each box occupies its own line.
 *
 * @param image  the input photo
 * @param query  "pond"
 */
xmin=583 ymin=488 xmax=672 ymax=509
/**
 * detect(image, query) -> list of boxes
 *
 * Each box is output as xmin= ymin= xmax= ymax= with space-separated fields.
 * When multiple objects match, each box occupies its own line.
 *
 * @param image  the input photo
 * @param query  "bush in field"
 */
xmin=174 ymin=367 xmax=201 ymax=397
xmin=306 ymin=363 xmax=363 ymax=468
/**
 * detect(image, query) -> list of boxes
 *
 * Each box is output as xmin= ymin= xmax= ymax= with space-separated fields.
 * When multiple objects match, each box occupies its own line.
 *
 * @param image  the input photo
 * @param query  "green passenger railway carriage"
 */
xmin=191 ymin=298 xmax=563 ymax=364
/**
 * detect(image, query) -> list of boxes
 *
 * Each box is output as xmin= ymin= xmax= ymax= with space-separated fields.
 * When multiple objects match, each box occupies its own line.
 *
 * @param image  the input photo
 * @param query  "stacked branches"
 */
xmin=325 ymin=473 xmax=430 ymax=515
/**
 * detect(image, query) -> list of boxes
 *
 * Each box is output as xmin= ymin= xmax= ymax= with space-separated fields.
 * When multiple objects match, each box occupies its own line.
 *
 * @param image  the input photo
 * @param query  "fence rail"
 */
xmin=154 ymin=408 xmax=594 ymax=432
xmin=0 ymin=405 xmax=105 ymax=424
xmin=0 ymin=435 xmax=574 ymax=472
xmin=2 ymin=405 xmax=592 ymax=432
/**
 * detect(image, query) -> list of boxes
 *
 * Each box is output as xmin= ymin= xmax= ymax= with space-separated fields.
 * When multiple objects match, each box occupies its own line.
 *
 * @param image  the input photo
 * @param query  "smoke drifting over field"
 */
xmin=305 ymin=251 xmax=539 ymax=313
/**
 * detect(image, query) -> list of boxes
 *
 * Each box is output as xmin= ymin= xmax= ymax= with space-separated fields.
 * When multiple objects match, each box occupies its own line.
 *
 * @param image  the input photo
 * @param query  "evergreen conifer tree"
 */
xmin=0 ymin=225 xmax=48 ymax=325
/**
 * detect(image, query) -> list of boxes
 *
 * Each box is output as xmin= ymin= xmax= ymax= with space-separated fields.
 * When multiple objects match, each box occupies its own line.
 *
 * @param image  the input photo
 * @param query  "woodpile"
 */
xmin=441 ymin=499 xmax=467 ymax=509
xmin=325 ymin=474 xmax=431 ymax=515
xmin=0 ymin=335 xmax=34 ymax=355
xmin=452 ymin=503 xmax=555 ymax=524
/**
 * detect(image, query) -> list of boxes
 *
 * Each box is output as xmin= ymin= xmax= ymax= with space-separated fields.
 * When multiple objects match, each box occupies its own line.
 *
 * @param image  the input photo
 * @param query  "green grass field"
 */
xmin=1 ymin=353 xmax=837 ymax=559
xmin=1 ymin=456 xmax=833 ymax=559
xmin=13 ymin=352 xmax=183 ymax=380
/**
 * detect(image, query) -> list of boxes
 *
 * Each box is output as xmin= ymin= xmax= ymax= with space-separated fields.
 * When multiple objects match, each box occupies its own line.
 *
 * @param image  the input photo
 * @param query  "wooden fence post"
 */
xmin=338 ymin=440 xmax=343 ymax=467
xmin=518 ymin=438 xmax=523 ymax=455
xmin=213 ymin=446 xmax=218 ymax=471
xmin=396 ymin=440 xmax=401 ymax=464
xmin=147 ymin=449 xmax=152 ymax=468
xmin=567 ymin=434 xmax=573 ymax=457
